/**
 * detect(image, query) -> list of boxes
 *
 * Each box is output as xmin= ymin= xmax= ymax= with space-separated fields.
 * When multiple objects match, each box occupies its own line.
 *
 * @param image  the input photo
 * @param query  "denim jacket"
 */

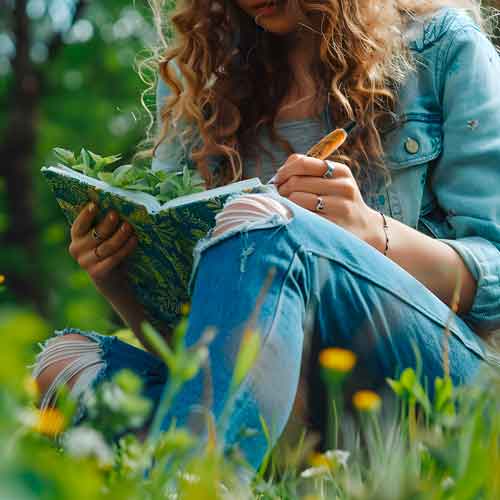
xmin=153 ymin=7 xmax=500 ymax=334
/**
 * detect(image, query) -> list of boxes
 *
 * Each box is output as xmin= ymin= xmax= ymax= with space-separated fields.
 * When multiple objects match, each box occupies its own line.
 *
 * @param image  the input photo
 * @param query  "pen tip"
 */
xmin=343 ymin=120 xmax=357 ymax=135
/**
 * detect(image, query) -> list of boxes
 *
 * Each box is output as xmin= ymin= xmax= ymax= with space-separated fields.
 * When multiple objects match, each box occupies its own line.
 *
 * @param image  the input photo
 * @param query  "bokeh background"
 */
xmin=1 ymin=0 xmax=500 ymax=339
xmin=0 ymin=0 xmax=168 ymax=338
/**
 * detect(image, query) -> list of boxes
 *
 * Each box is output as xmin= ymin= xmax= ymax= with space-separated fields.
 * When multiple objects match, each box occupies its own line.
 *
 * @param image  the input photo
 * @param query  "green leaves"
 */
xmin=387 ymin=367 xmax=431 ymax=416
xmin=54 ymin=146 xmax=122 ymax=178
xmin=434 ymin=375 xmax=455 ymax=417
xmin=53 ymin=147 xmax=77 ymax=165
xmin=156 ymin=165 xmax=205 ymax=202
xmin=53 ymin=146 xmax=205 ymax=201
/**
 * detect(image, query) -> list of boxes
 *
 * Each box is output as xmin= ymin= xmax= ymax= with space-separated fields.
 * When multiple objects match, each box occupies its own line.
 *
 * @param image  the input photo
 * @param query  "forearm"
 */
xmin=370 ymin=213 xmax=477 ymax=314
xmin=93 ymin=272 xmax=172 ymax=354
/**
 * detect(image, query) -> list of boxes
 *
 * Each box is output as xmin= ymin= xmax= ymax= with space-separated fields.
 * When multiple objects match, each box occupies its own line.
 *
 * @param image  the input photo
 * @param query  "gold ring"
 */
xmin=91 ymin=227 xmax=102 ymax=242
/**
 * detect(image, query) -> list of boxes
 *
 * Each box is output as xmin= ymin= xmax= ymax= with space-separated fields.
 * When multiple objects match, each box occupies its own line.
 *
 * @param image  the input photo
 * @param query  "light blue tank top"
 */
xmin=243 ymin=116 xmax=329 ymax=183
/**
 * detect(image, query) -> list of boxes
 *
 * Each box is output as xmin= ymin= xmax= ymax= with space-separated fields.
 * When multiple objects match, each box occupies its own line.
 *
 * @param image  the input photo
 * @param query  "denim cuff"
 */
xmin=440 ymin=236 xmax=500 ymax=333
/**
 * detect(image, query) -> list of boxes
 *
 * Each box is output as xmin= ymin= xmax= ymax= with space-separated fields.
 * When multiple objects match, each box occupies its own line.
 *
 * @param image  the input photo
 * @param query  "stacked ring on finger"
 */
xmin=315 ymin=196 xmax=326 ymax=212
xmin=91 ymin=227 xmax=103 ymax=242
xmin=322 ymin=160 xmax=336 ymax=179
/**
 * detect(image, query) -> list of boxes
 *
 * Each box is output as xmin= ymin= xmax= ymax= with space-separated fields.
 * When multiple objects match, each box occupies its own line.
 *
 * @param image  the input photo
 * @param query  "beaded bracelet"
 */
xmin=379 ymin=211 xmax=389 ymax=256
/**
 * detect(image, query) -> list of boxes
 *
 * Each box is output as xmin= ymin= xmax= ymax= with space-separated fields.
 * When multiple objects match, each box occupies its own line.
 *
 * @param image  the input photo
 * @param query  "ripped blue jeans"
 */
xmin=32 ymin=191 xmax=490 ymax=470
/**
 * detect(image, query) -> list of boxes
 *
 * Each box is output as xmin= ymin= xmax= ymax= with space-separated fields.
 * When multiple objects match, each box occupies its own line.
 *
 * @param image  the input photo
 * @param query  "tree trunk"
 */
xmin=0 ymin=0 xmax=88 ymax=313
xmin=0 ymin=0 xmax=44 ymax=311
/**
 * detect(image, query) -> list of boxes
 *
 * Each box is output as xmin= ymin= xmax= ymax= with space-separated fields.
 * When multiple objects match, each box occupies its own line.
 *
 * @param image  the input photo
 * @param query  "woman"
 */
xmin=33 ymin=0 xmax=500 ymax=470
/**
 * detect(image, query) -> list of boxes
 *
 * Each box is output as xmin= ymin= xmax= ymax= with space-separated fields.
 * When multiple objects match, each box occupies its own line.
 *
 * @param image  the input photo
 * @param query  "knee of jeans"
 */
xmin=211 ymin=193 xmax=293 ymax=239
xmin=31 ymin=332 xmax=105 ymax=411
xmin=188 ymin=193 xmax=294 ymax=291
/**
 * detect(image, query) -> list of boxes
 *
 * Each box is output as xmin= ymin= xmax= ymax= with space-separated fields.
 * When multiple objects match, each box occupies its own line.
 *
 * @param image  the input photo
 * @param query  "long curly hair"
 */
xmin=148 ymin=0 xmax=489 ymax=188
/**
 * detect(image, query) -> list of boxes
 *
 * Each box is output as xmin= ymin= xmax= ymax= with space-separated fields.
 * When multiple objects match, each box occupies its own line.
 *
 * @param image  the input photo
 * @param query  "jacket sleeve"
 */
xmin=431 ymin=23 xmax=500 ymax=333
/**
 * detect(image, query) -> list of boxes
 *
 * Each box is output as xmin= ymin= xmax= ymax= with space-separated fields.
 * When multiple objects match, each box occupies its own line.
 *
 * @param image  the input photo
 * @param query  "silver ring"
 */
xmin=91 ymin=227 xmax=102 ymax=242
xmin=322 ymin=160 xmax=335 ymax=179
xmin=315 ymin=196 xmax=325 ymax=212
xmin=94 ymin=245 xmax=103 ymax=260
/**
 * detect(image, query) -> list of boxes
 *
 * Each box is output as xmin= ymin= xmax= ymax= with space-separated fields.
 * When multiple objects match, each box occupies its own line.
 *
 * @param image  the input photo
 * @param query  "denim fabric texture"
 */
xmin=53 ymin=192 xmax=487 ymax=469
xmin=37 ymin=6 xmax=500 ymax=472
xmin=154 ymin=7 xmax=500 ymax=335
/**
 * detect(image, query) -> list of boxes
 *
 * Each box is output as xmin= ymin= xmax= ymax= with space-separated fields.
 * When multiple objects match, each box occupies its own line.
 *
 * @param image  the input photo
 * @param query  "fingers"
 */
xmin=70 ymin=205 xmax=121 ymax=258
xmin=287 ymin=192 xmax=345 ymax=217
xmin=273 ymin=154 xmax=349 ymax=186
xmin=88 ymin=235 xmax=139 ymax=282
xmin=78 ymin=221 xmax=135 ymax=268
xmin=91 ymin=209 xmax=121 ymax=243
xmin=278 ymin=176 xmax=355 ymax=199
xmin=71 ymin=202 xmax=98 ymax=239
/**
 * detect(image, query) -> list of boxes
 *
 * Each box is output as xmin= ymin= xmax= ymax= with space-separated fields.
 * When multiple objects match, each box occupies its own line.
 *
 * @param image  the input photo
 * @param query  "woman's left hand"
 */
xmin=273 ymin=153 xmax=382 ymax=249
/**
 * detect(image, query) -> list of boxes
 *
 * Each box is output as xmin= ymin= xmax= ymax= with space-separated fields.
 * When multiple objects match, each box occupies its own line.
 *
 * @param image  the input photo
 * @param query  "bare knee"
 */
xmin=212 ymin=194 xmax=292 ymax=238
xmin=32 ymin=333 xmax=103 ymax=409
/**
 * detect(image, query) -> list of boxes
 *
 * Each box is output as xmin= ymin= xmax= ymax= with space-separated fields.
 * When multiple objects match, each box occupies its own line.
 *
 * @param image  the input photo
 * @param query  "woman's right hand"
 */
xmin=68 ymin=201 xmax=138 ymax=289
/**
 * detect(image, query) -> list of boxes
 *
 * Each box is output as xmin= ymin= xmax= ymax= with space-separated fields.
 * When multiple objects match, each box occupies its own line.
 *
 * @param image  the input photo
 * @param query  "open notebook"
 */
xmin=42 ymin=165 xmax=274 ymax=332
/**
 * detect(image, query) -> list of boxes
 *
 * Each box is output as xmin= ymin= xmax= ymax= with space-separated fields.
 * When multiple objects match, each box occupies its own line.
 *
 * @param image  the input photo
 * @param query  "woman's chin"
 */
xmin=255 ymin=18 xmax=300 ymax=35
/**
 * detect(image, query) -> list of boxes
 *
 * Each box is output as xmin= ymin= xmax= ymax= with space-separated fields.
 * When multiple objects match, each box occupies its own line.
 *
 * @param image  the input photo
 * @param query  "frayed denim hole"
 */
xmin=52 ymin=327 xmax=117 ymax=357
xmin=30 ymin=333 xmax=109 ymax=430
xmin=187 ymin=211 xmax=290 ymax=294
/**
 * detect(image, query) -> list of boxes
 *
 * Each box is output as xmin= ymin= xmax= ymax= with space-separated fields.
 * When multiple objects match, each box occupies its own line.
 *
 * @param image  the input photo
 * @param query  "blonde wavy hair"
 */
xmin=148 ymin=0 xmax=492 ymax=188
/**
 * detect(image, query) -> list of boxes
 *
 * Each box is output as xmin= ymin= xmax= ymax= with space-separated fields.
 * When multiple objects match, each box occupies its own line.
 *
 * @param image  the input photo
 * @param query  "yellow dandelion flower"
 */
xmin=0 ymin=274 xmax=5 ymax=285
xmin=181 ymin=302 xmax=190 ymax=316
xmin=33 ymin=408 xmax=66 ymax=437
xmin=353 ymin=390 xmax=382 ymax=412
xmin=319 ymin=348 xmax=357 ymax=373
xmin=309 ymin=452 xmax=331 ymax=468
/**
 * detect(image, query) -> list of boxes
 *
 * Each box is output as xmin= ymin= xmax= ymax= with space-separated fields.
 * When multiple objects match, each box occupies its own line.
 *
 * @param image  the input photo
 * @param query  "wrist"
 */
xmin=366 ymin=208 xmax=388 ymax=254
xmin=92 ymin=268 xmax=129 ymax=296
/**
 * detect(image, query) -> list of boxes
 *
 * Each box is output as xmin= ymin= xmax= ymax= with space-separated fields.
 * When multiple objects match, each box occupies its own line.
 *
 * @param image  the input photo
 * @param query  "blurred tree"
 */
xmin=0 ymin=0 xmax=159 ymax=331
xmin=0 ymin=0 xmax=89 ymax=311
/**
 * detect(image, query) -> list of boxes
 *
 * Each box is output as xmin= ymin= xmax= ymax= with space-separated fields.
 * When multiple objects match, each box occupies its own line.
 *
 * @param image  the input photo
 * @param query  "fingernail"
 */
xmin=121 ymin=222 xmax=129 ymax=232
xmin=88 ymin=202 xmax=96 ymax=213
xmin=108 ymin=212 xmax=116 ymax=222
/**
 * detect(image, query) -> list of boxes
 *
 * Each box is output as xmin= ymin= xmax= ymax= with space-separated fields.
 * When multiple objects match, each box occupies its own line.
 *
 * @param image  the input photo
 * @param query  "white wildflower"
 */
xmin=325 ymin=449 xmax=350 ymax=468
xmin=301 ymin=466 xmax=329 ymax=478
xmin=441 ymin=476 xmax=455 ymax=490
xmin=63 ymin=426 xmax=114 ymax=468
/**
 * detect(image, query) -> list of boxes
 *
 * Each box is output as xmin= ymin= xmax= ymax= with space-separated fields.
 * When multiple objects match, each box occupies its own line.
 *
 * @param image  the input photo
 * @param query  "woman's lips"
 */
xmin=254 ymin=1 xmax=279 ymax=15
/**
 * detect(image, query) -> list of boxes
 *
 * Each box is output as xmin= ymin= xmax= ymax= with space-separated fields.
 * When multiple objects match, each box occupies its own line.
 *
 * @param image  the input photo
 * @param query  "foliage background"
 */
xmin=1 ymin=0 xmax=161 ymax=336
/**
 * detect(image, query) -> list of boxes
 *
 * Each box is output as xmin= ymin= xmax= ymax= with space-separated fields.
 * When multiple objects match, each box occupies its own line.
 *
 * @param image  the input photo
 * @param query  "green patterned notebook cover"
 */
xmin=41 ymin=165 xmax=267 ymax=331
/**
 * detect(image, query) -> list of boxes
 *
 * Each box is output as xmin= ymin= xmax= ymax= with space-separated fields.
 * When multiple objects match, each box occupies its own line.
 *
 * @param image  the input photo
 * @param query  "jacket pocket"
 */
xmin=380 ymin=113 xmax=443 ymax=226
xmin=382 ymin=112 xmax=442 ymax=169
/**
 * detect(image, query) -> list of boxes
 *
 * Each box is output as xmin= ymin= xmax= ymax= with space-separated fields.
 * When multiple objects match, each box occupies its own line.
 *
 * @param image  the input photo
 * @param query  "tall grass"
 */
xmin=1 ymin=271 xmax=499 ymax=499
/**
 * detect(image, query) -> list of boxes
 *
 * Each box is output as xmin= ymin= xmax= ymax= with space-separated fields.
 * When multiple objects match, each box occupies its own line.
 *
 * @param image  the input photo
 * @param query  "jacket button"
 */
xmin=404 ymin=137 xmax=420 ymax=154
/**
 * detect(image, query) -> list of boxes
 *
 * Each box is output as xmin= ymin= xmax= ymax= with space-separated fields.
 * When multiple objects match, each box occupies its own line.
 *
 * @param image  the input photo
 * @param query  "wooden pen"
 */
xmin=267 ymin=120 xmax=357 ymax=184
xmin=306 ymin=120 xmax=357 ymax=160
